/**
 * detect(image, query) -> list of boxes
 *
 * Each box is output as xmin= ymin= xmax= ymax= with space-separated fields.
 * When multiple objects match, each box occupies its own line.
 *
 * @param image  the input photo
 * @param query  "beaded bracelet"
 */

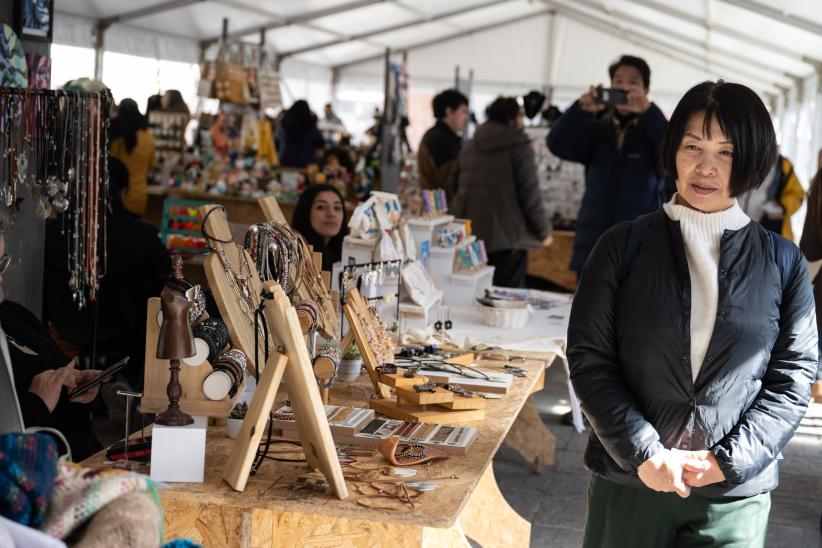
xmin=313 ymin=341 xmax=341 ymax=389
xmin=295 ymin=300 xmax=320 ymax=334
xmin=193 ymin=318 xmax=229 ymax=363
xmin=395 ymin=443 xmax=427 ymax=459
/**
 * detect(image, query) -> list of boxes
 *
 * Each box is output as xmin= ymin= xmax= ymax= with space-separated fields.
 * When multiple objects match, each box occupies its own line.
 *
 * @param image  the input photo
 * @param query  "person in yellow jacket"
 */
xmin=109 ymin=99 xmax=156 ymax=217
xmin=738 ymin=154 xmax=805 ymax=242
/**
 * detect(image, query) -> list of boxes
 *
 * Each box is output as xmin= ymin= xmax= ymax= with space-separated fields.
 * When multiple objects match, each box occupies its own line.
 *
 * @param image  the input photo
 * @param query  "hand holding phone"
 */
xmin=593 ymin=86 xmax=629 ymax=106
xmin=67 ymin=356 xmax=130 ymax=400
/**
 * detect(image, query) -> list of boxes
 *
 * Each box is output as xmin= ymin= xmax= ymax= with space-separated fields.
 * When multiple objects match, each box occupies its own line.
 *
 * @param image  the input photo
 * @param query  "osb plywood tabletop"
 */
xmin=82 ymin=354 xmax=552 ymax=530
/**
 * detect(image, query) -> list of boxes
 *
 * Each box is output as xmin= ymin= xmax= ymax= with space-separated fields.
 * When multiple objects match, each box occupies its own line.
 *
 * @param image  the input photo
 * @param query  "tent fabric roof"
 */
xmin=53 ymin=0 xmax=822 ymax=100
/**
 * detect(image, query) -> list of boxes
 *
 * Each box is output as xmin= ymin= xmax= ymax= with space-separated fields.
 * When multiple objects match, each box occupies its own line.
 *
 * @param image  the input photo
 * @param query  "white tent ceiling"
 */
xmin=52 ymin=0 xmax=821 ymax=95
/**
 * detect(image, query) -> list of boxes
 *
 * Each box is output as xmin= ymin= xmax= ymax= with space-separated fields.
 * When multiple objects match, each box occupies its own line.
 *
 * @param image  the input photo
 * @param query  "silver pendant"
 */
xmin=34 ymin=196 xmax=52 ymax=220
xmin=66 ymin=167 xmax=75 ymax=183
xmin=44 ymin=176 xmax=59 ymax=198
xmin=52 ymin=196 xmax=70 ymax=214
xmin=16 ymin=153 xmax=27 ymax=185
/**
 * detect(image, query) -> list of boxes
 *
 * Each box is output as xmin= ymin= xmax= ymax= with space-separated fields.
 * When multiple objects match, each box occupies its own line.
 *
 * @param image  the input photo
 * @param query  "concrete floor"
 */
xmin=493 ymin=361 xmax=822 ymax=547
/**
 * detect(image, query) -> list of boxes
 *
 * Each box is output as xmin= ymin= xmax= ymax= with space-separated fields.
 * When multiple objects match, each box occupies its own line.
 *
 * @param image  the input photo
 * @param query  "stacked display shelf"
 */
xmin=407 ymin=216 xmax=495 ymax=308
xmin=159 ymin=198 xmax=209 ymax=254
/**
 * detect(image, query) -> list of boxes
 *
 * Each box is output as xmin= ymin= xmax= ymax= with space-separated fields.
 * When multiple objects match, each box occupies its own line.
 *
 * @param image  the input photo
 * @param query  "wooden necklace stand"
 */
xmin=258 ymin=196 xmax=338 ymax=339
xmin=198 ymin=204 xmax=347 ymax=499
xmin=341 ymin=289 xmax=392 ymax=399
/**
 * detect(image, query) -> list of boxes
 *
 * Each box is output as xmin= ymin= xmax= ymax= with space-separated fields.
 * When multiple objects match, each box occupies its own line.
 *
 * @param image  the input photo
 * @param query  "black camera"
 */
xmin=594 ymin=87 xmax=629 ymax=106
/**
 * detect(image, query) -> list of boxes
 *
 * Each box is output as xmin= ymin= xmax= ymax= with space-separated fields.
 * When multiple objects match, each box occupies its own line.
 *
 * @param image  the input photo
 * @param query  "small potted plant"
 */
xmin=338 ymin=345 xmax=363 ymax=383
xmin=227 ymin=401 xmax=248 ymax=439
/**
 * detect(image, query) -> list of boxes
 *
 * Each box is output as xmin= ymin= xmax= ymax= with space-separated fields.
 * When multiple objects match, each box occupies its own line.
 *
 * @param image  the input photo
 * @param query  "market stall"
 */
xmin=83 ymin=349 xmax=554 ymax=547
xmin=76 ymin=187 xmax=569 ymax=546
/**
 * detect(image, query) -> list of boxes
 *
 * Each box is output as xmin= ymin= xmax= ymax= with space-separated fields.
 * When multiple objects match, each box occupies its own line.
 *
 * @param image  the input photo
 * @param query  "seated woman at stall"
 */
xmin=291 ymin=184 xmax=347 ymax=271
xmin=0 ymin=231 xmax=102 ymax=461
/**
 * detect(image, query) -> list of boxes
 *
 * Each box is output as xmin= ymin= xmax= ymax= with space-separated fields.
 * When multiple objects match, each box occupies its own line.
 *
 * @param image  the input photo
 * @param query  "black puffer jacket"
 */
xmin=568 ymin=210 xmax=817 ymax=498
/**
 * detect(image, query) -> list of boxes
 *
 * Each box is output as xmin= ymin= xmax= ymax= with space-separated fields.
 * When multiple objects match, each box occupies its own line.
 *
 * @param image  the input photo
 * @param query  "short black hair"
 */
xmin=609 ymin=55 xmax=651 ymax=89
xmin=661 ymin=80 xmax=777 ymax=197
xmin=485 ymin=97 xmax=521 ymax=124
xmin=432 ymin=89 xmax=468 ymax=119
xmin=108 ymin=155 xmax=130 ymax=199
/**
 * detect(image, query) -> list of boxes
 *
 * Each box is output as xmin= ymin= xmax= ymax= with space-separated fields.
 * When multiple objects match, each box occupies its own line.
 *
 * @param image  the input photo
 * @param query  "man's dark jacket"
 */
xmin=567 ymin=210 xmax=817 ymax=498
xmin=547 ymin=102 xmax=668 ymax=273
xmin=417 ymin=120 xmax=462 ymax=199
xmin=451 ymin=121 xmax=551 ymax=253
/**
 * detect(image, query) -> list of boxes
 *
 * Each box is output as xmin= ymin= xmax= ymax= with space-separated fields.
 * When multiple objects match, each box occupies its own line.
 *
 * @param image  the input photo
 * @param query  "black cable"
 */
xmin=254 ymin=289 xmax=274 ymax=383
xmin=256 ymin=439 xmax=306 ymax=463
xmin=251 ymin=413 xmax=275 ymax=475
xmin=200 ymin=205 xmax=233 ymax=244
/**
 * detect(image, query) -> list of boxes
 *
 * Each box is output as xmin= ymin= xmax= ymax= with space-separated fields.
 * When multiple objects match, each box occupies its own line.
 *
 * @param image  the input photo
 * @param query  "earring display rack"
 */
xmin=339 ymin=259 xmax=403 ymax=330
xmin=341 ymin=288 xmax=392 ymax=400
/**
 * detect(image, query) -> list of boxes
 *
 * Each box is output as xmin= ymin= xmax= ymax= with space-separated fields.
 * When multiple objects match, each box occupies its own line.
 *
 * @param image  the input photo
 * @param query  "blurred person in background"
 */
xmin=110 ymin=99 xmax=156 ymax=216
xmin=417 ymin=89 xmax=469 ymax=200
xmin=451 ymin=97 xmax=552 ymax=288
xmin=277 ymin=100 xmax=325 ymax=169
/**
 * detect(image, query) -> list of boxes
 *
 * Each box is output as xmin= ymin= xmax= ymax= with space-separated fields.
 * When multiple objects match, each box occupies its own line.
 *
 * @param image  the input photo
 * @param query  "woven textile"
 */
xmin=0 ymin=433 xmax=59 ymax=527
xmin=40 ymin=461 xmax=160 ymax=541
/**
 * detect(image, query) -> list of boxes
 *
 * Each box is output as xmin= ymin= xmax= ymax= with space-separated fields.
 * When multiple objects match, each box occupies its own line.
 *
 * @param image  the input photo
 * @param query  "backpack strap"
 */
xmin=768 ymin=231 xmax=795 ymax=294
xmin=621 ymin=213 xmax=653 ymax=281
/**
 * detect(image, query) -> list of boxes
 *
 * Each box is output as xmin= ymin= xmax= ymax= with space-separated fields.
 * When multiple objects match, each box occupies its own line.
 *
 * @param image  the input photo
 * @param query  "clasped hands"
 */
xmin=637 ymin=448 xmax=725 ymax=498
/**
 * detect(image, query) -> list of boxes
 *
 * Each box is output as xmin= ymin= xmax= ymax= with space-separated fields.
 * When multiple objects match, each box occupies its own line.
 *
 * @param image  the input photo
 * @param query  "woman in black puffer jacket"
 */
xmin=568 ymin=81 xmax=817 ymax=547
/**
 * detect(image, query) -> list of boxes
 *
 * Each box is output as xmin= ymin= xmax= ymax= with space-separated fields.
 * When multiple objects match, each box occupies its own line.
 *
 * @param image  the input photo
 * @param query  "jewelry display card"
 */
xmin=272 ymin=404 xmax=374 ymax=436
xmin=275 ymin=418 xmax=478 ymax=455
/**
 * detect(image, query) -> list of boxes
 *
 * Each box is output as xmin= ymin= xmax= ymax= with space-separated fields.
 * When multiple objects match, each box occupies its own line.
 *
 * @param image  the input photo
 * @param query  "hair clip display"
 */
xmin=413 ymin=381 xmax=437 ymax=393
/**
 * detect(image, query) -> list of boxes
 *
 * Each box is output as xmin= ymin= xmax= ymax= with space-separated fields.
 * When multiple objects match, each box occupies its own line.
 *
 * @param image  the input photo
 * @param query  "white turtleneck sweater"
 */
xmin=662 ymin=194 xmax=750 ymax=381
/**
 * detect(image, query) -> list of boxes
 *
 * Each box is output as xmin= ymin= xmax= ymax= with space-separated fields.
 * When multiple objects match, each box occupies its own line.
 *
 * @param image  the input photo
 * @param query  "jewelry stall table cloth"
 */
xmin=446 ymin=290 xmax=584 ymax=435
xmin=82 ymin=357 xmax=552 ymax=547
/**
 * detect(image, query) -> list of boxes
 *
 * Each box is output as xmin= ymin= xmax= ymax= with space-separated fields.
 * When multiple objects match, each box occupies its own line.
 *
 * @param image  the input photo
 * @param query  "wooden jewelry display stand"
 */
xmin=370 ymin=371 xmax=486 ymax=424
xmin=198 ymin=204 xmax=347 ymax=499
xmin=140 ymin=297 xmax=233 ymax=417
xmin=341 ymin=289 xmax=485 ymax=423
xmin=341 ymin=289 xmax=392 ymax=399
xmin=258 ymin=196 xmax=338 ymax=338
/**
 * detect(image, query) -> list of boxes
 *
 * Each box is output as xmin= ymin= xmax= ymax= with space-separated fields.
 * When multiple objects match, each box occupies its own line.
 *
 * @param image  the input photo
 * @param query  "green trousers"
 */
xmin=583 ymin=474 xmax=771 ymax=548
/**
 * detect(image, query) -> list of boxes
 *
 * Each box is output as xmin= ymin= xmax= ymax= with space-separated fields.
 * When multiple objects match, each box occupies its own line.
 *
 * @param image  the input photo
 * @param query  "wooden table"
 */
xmin=83 ymin=355 xmax=553 ymax=547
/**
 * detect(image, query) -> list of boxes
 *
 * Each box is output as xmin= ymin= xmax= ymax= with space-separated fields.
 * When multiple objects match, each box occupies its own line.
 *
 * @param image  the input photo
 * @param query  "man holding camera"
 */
xmin=547 ymin=55 xmax=668 ymax=277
